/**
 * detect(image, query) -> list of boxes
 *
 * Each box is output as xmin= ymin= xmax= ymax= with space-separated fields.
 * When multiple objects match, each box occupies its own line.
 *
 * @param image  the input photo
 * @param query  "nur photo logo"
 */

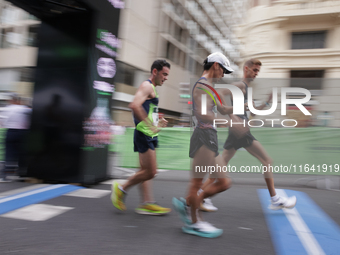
xmin=199 ymin=83 xmax=312 ymax=128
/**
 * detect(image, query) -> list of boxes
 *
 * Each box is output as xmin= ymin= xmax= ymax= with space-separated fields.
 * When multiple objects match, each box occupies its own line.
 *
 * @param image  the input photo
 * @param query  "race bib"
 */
xmin=152 ymin=107 xmax=159 ymax=126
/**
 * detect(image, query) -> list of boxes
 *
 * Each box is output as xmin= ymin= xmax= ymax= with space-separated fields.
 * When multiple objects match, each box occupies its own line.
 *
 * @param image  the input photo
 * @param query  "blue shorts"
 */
xmin=134 ymin=129 xmax=158 ymax=153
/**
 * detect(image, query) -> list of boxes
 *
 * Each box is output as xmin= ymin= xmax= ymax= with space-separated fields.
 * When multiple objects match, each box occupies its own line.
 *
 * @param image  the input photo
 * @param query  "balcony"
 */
xmin=274 ymin=0 xmax=340 ymax=20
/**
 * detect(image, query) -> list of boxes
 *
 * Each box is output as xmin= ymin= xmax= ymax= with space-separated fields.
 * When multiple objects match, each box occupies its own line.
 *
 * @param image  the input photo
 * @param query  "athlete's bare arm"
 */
xmin=249 ymin=92 xmax=273 ymax=116
xmin=193 ymin=84 xmax=216 ymax=123
xmin=216 ymin=92 xmax=233 ymax=115
xmin=234 ymin=81 xmax=247 ymax=94
xmin=217 ymin=81 xmax=246 ymax=97
xmin=129 ymin=81 xmax=157 ymax=131
xmin=217 ymin=82 xmax=247 ymax=115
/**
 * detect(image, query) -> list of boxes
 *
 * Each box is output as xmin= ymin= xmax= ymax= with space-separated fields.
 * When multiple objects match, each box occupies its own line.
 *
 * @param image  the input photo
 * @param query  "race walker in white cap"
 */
xmin=172 ymin=52 xmax=234 ymax=238
xmin=202 ymin=58 xmax=297 ymax=212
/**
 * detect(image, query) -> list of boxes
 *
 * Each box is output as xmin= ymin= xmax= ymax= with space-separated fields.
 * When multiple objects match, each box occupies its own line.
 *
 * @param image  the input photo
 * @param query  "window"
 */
xmin=187 ymin=56 xmax=195 ymax=74
xmin=115 ymin=61 xmax=135 ymax=86
xmin=166 ymin=42 xmax=175 ymax=62
xmin=27 ymin=25 xmax=39 ymax=47
xmin=291 ymin=31 xmax=326 ymax=49
xmin=20 ymin=67 xmax=36 ymax=82
xmin=290 ymin=70 xmax=324 ymax=90
xmin=114 ymin=61 xmax=148 ymax=87
xmin=179 ymin=50 xmax=186 ymax=68
xmin=0 ymin=27 xmax=18 ymax=48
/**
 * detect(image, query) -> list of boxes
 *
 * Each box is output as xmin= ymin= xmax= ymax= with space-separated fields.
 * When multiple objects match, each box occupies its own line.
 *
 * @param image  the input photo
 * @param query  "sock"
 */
xmin=144 ymin=201 xmax=155 ymax=204
xmin=197 ymin=188 xmax=204 ymax=196
xmin=271 ymin=194 xmax=279 ymax=202
xmin=196 ymin=209 xmax=202 ymax=221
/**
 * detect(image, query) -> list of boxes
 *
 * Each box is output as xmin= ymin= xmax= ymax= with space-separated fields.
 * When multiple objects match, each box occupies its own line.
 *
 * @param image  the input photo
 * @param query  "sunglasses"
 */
xmin=218 ymin=63 xmax=229 ymax=74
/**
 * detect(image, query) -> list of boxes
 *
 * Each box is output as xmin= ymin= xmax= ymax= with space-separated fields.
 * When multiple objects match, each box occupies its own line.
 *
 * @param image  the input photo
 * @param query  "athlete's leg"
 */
xmin=201 ymin=155 xmax=231 ymax=198
xmin=200 ymin=177 xmax=214 ymax=190
xmin=122 ymin=149 xmax=157 ymax=192
xmin=199 ymin=176 xmax=221 ymax=212
xmin=245 ymin=140 xmax=297 ymax=209
xmin=188 ymin=145 xmax=215 ymax=223
xmin=139 ymin=180 xmax=153 ymax=203
xmin=117 ymin=148 xmax=170 ymax=214
xmin=138 ymin=153 xmax=154 ymax=203
xmin=198 ymin=149 xmax=235 ymax=211
xmin=244 ymin=140 xmax=275 ymax=196
xmin=201 ymin=149 xmax=236 ymax=194
xmin=221 ymin=147 xmax=237 ymax=166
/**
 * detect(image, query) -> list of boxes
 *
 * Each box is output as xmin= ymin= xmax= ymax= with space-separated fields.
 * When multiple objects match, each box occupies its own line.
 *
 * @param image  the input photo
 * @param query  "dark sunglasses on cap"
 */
xmin=218 ymin=63 xmax=229 ymax=74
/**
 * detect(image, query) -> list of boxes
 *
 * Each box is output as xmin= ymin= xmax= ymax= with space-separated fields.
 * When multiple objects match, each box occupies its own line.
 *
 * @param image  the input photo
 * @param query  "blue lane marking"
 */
xmin=258 ymin=189 xmax=340 ymax=255
xmin=0 ymin=185 xmax=84 ymax=215
xmin=258 ymin=189 xmax=307 ymax=255
xmin=284 ymin=189 xmax=340 ymax=255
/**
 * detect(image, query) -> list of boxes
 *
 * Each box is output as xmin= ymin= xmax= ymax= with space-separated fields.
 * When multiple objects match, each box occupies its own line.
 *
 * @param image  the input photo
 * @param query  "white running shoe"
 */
xmin=200 ymin=198 xmax=218 ymax=212
xmin=269 ymin=196 xmax=297 ymax=210
xmin=182 ymin=221 xmax=223 ymax=238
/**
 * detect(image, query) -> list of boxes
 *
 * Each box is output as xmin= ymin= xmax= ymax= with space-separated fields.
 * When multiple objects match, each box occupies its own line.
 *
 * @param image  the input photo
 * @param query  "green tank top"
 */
xmin=134 ymin=80 xmax=159 ymax=138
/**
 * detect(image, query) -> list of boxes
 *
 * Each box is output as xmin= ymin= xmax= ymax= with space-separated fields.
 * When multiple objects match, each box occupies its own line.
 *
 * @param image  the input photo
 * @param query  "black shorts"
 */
xmin=189 ymin=128 xmax=219 ymax=158
xmin=223 ymin=130 xmax=256 ymax=150
xmin=134 ymin=129 xmax=158 ymax=153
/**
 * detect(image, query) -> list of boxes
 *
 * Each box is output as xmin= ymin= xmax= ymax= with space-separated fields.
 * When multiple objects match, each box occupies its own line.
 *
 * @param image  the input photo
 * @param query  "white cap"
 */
xmin=207 ymin=52 xmax=233 ymax=74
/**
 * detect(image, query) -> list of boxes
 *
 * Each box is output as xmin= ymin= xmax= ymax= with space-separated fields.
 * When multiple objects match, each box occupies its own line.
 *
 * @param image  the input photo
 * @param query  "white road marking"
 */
xmin=101 ymin=179 xmax=127 ymax=185
xmin=238 ymin=227 xmax=253 ymax=230
xmin=0 ymin=185 xmax=67 ymax=204
xmin=0 ymin=184 xmax=49 ymax=198
xmin=64 ymin=189 xmax=110 ymax=198
xmin=1 ymin=204 xmax=73 ymax=221
xmin=99 ymin=179 xmax=115 ymax=184
xmin=276 ymin=189 xmax=325 ymax=255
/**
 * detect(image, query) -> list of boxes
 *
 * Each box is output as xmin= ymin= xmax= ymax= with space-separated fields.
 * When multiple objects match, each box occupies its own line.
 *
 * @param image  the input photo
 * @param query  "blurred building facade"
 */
xmin=237 ymin=0 xmax=340 ymax=127
xmin=0 ymin=0 xmax=247 ymax=126
xmin=113 ymin=0 xmax=247 ymax=126
xmin=0 ymin=0 xmax=38 ymax=104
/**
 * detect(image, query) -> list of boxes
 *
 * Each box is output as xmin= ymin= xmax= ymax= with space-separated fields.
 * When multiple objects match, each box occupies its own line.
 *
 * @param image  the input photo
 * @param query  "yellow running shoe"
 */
xmin=135 ymin=203 xmax=171 ymax=215
xmin=111 ymin=181 xmax=126 ymax=211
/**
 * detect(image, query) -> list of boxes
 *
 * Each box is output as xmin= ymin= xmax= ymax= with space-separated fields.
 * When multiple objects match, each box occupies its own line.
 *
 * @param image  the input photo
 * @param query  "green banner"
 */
xmin=112 ymin=127 xmax=340 ymax=175
xmin=0 ymin=129 xmax=6 ymax=162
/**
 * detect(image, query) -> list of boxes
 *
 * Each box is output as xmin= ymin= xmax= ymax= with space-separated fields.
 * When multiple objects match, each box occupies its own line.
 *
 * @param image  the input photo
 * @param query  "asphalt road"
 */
xmin=1 ymin=168 xmax=340 ymax=255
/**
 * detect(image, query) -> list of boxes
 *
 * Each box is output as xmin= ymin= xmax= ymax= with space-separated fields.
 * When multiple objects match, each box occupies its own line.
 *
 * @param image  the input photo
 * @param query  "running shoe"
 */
xmin=199 ymin=198 xmax=218 ymax=212
xmin=182 ymin=221 xmax=223 ymax=238
xmin=111 ymin=181 xmax=126 ymax=211
xmin=172 ymin=197 xmax=191 ymax=225
xmin=269 ymin=195 xmax=297 ymax=210
xmin=135 ymin=203 xmax=171 ymax=215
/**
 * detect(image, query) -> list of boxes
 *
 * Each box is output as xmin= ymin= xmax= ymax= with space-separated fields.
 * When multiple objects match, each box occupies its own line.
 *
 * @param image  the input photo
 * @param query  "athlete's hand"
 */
xmin=158 ymin=118 xmax=168 ymax=128
xmin=143 ymin=117 xmax=160 ymax=134
xmin=150 ymin=125 xmax=160 ymax=134
xmin=244 ymin=102 xmax=249 ymax=111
